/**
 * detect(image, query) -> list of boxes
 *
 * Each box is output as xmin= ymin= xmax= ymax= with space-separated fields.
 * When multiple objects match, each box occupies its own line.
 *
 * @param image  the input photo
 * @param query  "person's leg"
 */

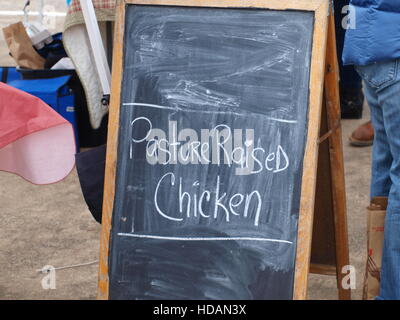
xmin=361 ymin=81 xmax=391 ymax=198
xmin=376 ymin=62 xmax=400 ymax=299
xmin=365 ymin=90 xmax=392 ymax=197
xmin=334 ymin=0 xmax=361 ymax=88
xmin=334 ymin=0 xmax=364 ymax=119
xmin=357 ymin=58 xmax=400 ymax=299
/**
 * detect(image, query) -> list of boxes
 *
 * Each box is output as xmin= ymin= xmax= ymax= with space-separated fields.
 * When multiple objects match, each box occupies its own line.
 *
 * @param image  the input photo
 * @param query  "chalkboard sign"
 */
xmin=99 ymin=0 xmax=329 ymax=300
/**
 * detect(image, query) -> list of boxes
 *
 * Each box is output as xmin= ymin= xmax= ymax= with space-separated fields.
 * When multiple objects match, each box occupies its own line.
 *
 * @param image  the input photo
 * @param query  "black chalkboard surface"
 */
xmin=107 ymin=4 xmax=314 ymax=300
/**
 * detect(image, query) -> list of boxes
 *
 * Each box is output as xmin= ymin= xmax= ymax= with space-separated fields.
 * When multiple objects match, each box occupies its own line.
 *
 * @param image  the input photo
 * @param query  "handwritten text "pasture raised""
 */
xmin=130 ymin=118 xmax=290 ymax=176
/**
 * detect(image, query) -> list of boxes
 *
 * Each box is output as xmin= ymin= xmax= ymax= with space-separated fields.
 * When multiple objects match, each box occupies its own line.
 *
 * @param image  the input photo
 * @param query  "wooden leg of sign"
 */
xmin=323 ymin=10 xmax=351 ymax=301
xmin=321 ymin=9 xmax=350 ymax=299
xmin=309 ymin=9 xmax=350 ymax=300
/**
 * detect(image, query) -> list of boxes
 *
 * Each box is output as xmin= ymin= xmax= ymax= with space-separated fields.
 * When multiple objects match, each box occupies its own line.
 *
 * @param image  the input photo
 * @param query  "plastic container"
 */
xmin=17 ymin=68 xmax=108 ymax=148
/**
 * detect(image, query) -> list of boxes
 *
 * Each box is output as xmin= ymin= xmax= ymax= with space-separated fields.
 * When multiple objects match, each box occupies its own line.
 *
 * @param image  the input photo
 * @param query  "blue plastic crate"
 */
xmin=8 ymin=76 xmax=79 ymax=150
xmin=0 ymin=67 xmax=22 ymax=83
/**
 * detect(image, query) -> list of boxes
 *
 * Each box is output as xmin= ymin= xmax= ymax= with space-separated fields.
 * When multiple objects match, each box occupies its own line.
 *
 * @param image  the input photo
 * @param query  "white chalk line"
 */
xmin=0 ymin=11 xmax=66 ymax=17
xmin=36 ymin=260 xmax=99 ymax=274
xmin=117 ymin=233 xmax=293 ymax=244
xmin=123 ymin=102 xmax=298 ymax=124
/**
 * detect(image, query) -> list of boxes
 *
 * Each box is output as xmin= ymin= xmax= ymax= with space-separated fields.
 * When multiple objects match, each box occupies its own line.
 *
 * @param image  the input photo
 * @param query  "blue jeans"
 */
xmin=355 ymin=58 xmax=400 ymax=300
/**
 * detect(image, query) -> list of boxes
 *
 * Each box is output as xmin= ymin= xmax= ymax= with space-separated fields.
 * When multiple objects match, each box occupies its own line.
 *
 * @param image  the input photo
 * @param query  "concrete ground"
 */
xmin=0 ymin=1 xmax=372 ymax=300
xmin=307 ymin=112 xmax=371 ymax=300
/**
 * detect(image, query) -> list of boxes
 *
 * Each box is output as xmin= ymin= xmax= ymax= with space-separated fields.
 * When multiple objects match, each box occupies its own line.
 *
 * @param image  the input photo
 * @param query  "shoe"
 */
xmin=341 ymin=86 xmax=364 ymax=119
xmin=349 ymin=121 xmax=374 ymax=147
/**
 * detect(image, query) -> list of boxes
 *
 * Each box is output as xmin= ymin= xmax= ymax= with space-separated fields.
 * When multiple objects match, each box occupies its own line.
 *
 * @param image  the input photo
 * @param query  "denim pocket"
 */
xmin=355 ymin=59 xmax=399 ymax=91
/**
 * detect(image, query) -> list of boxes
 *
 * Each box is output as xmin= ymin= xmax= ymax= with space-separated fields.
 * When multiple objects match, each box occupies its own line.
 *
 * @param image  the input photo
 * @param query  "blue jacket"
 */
xmin=342 ymin=0 xmax=400 ymax=66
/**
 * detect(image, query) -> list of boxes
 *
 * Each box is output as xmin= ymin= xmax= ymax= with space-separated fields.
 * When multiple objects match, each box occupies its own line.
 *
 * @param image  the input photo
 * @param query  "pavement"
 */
xmin=0 ymin=2 xmax=372 ymax=300
xmin=308 ymin=112 xmax=371 ymax=300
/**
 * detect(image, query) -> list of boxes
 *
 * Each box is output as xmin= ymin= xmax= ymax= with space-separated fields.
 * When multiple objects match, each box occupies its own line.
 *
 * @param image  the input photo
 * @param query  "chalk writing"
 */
xmin=154 ymin=172 xmax=263 ymax=226
xmin=129 ymin=116 xmax=290 ymax=176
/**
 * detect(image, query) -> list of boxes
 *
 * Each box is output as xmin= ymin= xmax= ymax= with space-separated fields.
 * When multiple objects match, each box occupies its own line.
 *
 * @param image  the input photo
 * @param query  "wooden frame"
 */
xmin=98 ymin=0 xmax=330 ymax=300
xmin=309 ymin=9 xmax=351 ymax=300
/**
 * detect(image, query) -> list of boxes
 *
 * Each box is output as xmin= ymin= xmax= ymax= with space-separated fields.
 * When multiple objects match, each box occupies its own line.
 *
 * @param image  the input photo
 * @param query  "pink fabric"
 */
xmin=0 ymin=83 xmax=75 ymax=184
